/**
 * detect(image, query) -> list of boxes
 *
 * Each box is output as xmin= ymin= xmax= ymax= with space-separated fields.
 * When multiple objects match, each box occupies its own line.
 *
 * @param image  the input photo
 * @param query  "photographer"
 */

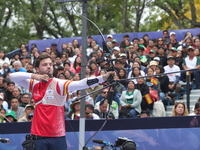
xmin=18 ymin=104 xmax=34 ymax=122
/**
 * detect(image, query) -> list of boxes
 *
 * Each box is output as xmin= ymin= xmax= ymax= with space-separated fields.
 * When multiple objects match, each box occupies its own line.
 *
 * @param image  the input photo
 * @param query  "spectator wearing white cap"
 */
xmin=107 ymin=34 xmax=113 ymax=42
xmin=169 ymin=32 xmax=179 ymax=48
xmin=111 ymin=46 xmax=120 ymax=59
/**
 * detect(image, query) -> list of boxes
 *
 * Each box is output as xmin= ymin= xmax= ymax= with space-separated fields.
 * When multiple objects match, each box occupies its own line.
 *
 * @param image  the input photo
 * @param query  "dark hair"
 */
xmin=72 ymin=39 xmax=80 ymax=48
xmin=117 ymin=68 xmax=127 ymax=79
xmin=11 ymin=97 xmax=19 ymax=102
xmin=100 ymin=99 xmax=108 ymax=106
xmin=73 ymin=56 xmax=81 ymax=70
xmin=163 ymin=30 xmax=169 ymax=34
xmin=0 ymin=50 xmax=6 ymax=60
xmin=156 ymin=65 xmax=165 ymax=74
xmin=131 ymin=67 xmax=141 ymax=77
xmin=195 ymin=102 xmax=200 ymax=109
xmin=7 ymin=81 xmax=15 ymax=86
xmin=22 ymin=93 xmax=31 ymax=98
xmin=85 ymin=104 xmax=94 ymax=111
xmin=138 ymin=47 xmax=144 ymax=51
xmin=34 ymin=54 xmax=53 ymax=68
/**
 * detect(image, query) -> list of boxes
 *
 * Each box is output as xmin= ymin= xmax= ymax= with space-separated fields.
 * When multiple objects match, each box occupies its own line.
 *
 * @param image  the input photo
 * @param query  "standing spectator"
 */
xmin=169 ymin=32 xmax=179 ymax=48
xmin=18 ymin=104 xmax=34 ymax=122
xmin=10 ymin=97 xmax=25 ymax=119
xmin=163 ymin=30 xmax=170 ymax=45
xmin=119 ymin=81 xmax=142 ymax=118
xmin=171 ymin=102 xmax=188 ymax=116
xmin=107 ymin=35 xmax=113 ymax=42
xmin=51 ymin=43 xmax=61 ymax=57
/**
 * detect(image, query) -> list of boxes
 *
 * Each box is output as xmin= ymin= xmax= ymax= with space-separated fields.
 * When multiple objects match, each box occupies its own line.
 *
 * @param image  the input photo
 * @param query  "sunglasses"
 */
xmin=102 ymin=92 xmax=108 ymax=94
xmin=85 ymin=112 xmax=92 ymax=115
xmin=129 ymin=47 xmax=134 ymax=49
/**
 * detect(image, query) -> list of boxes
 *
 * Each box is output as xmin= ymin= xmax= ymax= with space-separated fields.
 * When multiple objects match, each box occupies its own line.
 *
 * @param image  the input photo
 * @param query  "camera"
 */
xmin=28 ymin=113 xmax=34 ymax=120
xmin=115 ymin=137 xmax=136 ymax=150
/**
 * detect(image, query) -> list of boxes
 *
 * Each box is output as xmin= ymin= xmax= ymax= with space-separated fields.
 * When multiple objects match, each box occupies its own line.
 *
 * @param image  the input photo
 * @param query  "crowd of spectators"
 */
xmin=1 ymin=30 xmax=200 ymax=122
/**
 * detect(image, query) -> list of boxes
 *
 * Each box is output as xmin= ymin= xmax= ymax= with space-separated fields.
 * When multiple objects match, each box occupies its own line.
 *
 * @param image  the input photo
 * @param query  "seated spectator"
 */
xmin=11 ymin=61 xmax=26 ymax=72
xmin=156 ymin=65 xmax=171 ymax=101
xmin=5 ymin=81 xmax=15 ymax=108
xmin=4 ymin=110 xmax=17 ymax=122
xmin=157 ymin=46 xmax=167 ymax=66
xmin=0 ymin=92 xmax=8 ymax=110
xmin=12 ymin=87 xmax=21 ymax=100
xmin=85 ymin=104 xmax=99 ymax=119
xmin=10 ymin=97 xmax=24 ymax=119
xmin=30 ymin=98 xmax=35 ymax=107
xmin=140 ymin=110 xmax=150 ymax=118
xmin=146 ymin=68 xmax=160 ymax=94
xmin=113 ymin=75 xmax=126 ymax=95
xmin=90 ymin=61 xmax=99 ymax=76
xmin=128 ymin=67 xmax=144 ymax=84
xmin=119 ymin=81 xmax=142 ymax=118
xmin=95 ymin=88 xmax=120 ymax=108
xmin=135 ymin=76 xmax=152 ymax=111
xmin=0 ymin=108 xmax=6 ymax=123
xmin=171 ymin=102 xmax=188 ymax=116
xmin=94 ymin=99 xmax=116 ymax=119
xmin=18 ymin=104 xmax=34 ymax=122
xmin=148 ymin=60 xmax=157 ymax=73
xmin=68 ymin=99 xmax=81 ymax=120
xmin=64 ymin=70 xmax=74 ymax=80
xmin=0 ymin=76 xmax=6 ymax=92
xmin=73 ymin=56 xmax=82 ymax=74
xmin=175 ymin=50 xmax=183 ymax=70
xmin=117 ymin=68 xmax=128 ymax=88
xmin=164 ymin=56 xmax=182 ymax=95
xmin=87 ymin=83 xmax=103 ymax=104
xmin=0 ymin=50 xmax=10 ymax=65
xmin=182 ymin=46 xmax=200 ymax=89
xmin=72 ymin=73 xmax=80 ymax=81
xmin=95 ymin=99 xmax=118 ymax=119
xmin=19 ymin=93 xmax=31 ymax=108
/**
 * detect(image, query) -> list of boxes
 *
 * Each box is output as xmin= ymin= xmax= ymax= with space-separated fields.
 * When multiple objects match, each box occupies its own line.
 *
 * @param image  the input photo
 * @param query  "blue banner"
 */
xmin=28 ymin=28 xmax=200 ymax=52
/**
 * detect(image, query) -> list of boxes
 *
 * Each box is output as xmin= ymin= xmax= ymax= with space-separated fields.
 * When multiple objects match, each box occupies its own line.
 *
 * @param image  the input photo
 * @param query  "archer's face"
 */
xmin=36 ymin=58 xmax=53 ymax=76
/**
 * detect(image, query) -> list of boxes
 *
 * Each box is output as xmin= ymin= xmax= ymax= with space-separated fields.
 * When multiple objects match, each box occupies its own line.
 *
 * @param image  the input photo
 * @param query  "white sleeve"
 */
xmin=9 ymin=72 xmax=32 ymax=90
xmin=68 ymin=76 xmax=104 ymax=93
xmin=57 ymin=76 xmax=104 ymax=95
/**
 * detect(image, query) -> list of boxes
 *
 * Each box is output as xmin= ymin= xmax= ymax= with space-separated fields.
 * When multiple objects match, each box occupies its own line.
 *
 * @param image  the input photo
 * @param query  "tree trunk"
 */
xmin=123 ymin=0 xmax=128 ymax=33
